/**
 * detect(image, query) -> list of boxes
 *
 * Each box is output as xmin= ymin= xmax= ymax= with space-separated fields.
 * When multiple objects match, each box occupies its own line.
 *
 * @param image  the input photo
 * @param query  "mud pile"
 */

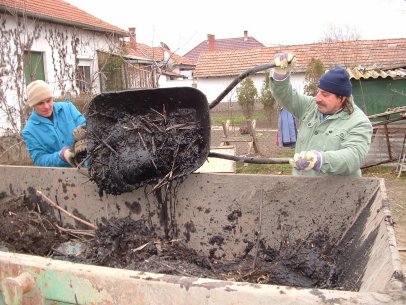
xmin=86 ymin=88 xmax=211 ymax=195
xmin=0 ymin=195 xmax=342 ymax=289
xmin=70 ymin=216 xmax=338 ymax=288
xmin=87 ymin=109 xmax=204 ymax=195
xmin=0 ymin=194 xmax=71 ymax=255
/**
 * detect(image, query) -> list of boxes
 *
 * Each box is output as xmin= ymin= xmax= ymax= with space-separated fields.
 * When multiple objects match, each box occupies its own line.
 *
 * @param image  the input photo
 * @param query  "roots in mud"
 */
xmin=0 ymin=195 xmax=344 ymax=290
xmin=87 ymin=106 xmax=207 ymax=195
xmin=0 ymin=195 xmax=71 ymax=255
xmin=84 ymin=88 xmax=211 ymax=195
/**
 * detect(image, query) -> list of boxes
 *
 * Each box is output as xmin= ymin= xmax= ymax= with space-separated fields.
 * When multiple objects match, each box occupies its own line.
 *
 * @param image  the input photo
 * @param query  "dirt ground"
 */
xmin=365 ymin=173 xmax=406 ymax=274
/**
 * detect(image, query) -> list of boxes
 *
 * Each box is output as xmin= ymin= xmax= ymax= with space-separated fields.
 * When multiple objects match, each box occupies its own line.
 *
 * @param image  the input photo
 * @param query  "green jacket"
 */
xmin=270 ymin=76 xmax=372 ymax=176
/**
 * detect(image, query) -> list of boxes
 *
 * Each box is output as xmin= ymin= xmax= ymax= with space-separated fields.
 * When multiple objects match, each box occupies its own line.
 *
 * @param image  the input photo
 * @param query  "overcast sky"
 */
xmin=66 ymin=0 xmax=406 ymax=55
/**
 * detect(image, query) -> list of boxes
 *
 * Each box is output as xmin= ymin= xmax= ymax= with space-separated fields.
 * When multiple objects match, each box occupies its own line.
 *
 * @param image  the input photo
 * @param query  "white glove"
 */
xmin=289 ymin=150 xmax=323 ymax=171
xmin=273 ymin=53 xmax=296 ymax=79
xmin=59 ymin=147 xmax=76 ymax=167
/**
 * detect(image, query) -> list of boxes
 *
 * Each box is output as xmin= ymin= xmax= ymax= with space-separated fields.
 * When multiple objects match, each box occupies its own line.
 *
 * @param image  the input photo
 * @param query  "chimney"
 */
xmin=128 ymin=27 xmax=136 ymax=49
xmin=244 ymin=30 xmax=248 ymax=42
xmin=207 ymin=34 xmax=216 ymax=52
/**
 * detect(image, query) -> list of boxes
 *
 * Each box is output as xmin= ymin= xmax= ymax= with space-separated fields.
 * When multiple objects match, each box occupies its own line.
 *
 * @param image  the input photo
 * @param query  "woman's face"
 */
xmin=34 ymin=97 xmax=54 ymax=117
xmin=315 ymin=89 xmax=345 ymax=114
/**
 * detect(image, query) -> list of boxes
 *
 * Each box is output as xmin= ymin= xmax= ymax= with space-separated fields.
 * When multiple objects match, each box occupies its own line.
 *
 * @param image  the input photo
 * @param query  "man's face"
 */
xmin=33 ymin=97 xmax=54 ymax=117
xmin=315 ymin=89 xmax=345 ymax=115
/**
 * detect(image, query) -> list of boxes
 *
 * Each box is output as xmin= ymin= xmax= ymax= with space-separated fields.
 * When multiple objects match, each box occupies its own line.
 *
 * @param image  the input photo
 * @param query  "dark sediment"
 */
xmin=0 ymin=195 xmax=344 ymax=290
xmin=86 ymin=88 xmax=211 ymax=195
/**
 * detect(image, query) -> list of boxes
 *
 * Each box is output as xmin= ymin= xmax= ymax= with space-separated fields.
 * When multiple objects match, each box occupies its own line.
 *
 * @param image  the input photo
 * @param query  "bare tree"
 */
xmin=320 ymin=24 xmax=361 ymax=42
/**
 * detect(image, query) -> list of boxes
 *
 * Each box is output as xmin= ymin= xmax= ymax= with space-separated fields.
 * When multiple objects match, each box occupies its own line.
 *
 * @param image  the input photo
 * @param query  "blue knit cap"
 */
xmin=318 ymin=67 xmax=352 ymax=96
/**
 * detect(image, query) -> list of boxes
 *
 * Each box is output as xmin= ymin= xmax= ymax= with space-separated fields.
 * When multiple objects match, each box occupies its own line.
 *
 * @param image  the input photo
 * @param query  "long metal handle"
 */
xmin=208 ymin=152 xmax=289 ymax=164
xmin=209 ymin=62 xmax=276 ymax=110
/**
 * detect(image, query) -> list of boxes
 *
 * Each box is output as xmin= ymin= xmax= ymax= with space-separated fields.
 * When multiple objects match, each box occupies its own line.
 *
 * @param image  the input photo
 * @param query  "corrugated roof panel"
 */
xmin=347 ymin=67 xmax=406 ymax=80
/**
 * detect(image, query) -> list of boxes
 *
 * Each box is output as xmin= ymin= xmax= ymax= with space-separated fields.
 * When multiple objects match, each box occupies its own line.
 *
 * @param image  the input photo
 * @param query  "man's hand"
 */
xmin=273 ymin=53 xmax=296 ymax=79
xmin=289 ymin=150 xmax=322 ymax=171
xmin=59 ymin=146 xmax=76 ymax=167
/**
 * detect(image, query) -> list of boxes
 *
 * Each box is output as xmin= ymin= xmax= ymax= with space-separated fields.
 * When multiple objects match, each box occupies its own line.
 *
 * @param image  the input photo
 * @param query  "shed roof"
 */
xmin=347 ymin=67 xmax=406 ymax=79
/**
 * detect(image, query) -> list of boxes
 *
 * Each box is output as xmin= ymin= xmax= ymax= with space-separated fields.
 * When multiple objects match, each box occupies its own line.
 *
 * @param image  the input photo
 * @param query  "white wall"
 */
xmin=163 ymin=73 xmax=306 ymax=105
xmin=158 ymin=77 xmax=194 ymax=88
xmin=0 ymin=14 xmax=122 ymax=133
xmin=171 ymin=67 xmax=193 ymax=79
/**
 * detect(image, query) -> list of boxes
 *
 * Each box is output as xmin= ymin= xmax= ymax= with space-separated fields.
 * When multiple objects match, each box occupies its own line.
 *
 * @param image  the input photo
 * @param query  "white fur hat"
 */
xmin=27 ymin=80 xmax=53 ymax=107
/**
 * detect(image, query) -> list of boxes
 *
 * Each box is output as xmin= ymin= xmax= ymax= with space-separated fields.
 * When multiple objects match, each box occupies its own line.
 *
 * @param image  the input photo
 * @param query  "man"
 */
xmin=22 ymin=80 xmax=86 ymax=167
xmin=270 ymin=53 xmax=372 ymax=176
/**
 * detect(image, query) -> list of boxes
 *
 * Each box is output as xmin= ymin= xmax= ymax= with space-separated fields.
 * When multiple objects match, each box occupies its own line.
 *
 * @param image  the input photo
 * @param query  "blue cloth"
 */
xmin=278 ymin=108 xmax=297 ymax=148
xmin=22 ymin=102 xmax=86 ymax=167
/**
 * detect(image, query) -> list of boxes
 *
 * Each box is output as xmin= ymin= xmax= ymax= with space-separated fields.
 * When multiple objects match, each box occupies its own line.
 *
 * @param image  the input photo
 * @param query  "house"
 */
xmin=123 ymin=27 xmax=196 ymax=88
xmin=193 ymin=38 xmax=406 ymax=115
xmin=179 ymin=31 xmax=265 ymax=90
xmin=184 ymin=31 xmax=265 ymax=63
xmin=0 ymin=0 xmax=196 ymax=135
xmin=0 ymin=0 xmax=129 ymax=133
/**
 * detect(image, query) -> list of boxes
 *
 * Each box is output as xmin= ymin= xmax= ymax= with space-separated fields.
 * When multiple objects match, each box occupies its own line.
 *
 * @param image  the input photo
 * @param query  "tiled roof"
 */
xmin=0 ymin=0 xmax=127 ymax=35
xmin=184 ymin=35 xmax=265 ymax=63
xmin=124 ymin=43 xmax=195 ymax=66
xmin=194 ymin=38 xmax=406 ymax=78
xmin=194 ymin=48 xmax=267 ymax=77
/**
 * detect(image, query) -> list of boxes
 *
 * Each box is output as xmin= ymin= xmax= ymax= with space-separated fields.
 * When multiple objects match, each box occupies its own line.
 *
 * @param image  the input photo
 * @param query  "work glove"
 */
xmin=73 ymin=125 xmax=86 ymax=142
xmin=72 ymin=125 xmax=88 ymax=165
xmin=59 ymin=146 xmax=76 ymax=167
xmin=289 ymin=150 xmax=322 ymax=171
xmin=273 ymin=53 xmax=296 ymax=80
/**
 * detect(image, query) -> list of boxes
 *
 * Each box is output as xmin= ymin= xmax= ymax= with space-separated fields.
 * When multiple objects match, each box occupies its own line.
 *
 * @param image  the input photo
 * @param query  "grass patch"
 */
xmin=236 ymin=163 xmax=292 ymax=175
xmin=235 ymin=150 xmax=293 ymax=175
xmin=275 ymin=150 xmax=295 ymax=158
xmin=211 ymin=113 xmax=268 ymax=126
xmin=361 ymin=165 xmax=397 ymax=177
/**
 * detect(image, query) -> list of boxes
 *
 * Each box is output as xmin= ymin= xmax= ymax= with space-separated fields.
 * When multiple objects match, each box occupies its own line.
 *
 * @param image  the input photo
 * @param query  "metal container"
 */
xmin=0 ymin=165 xmax=404 ymax=304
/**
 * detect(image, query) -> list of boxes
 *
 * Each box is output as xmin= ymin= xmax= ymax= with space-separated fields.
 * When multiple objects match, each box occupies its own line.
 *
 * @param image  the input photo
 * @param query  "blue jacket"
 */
xmin=278 ymin=108 xmax=297 ymax=148
xmin=22 ymin=102 xmax=86 ymax=167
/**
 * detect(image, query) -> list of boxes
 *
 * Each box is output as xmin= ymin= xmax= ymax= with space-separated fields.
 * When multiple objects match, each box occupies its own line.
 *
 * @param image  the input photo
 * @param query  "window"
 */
xmin=23 ymin=51 xmax=45 ymax=84
xmin=77 ymin=65 xmax=91 ymax=93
